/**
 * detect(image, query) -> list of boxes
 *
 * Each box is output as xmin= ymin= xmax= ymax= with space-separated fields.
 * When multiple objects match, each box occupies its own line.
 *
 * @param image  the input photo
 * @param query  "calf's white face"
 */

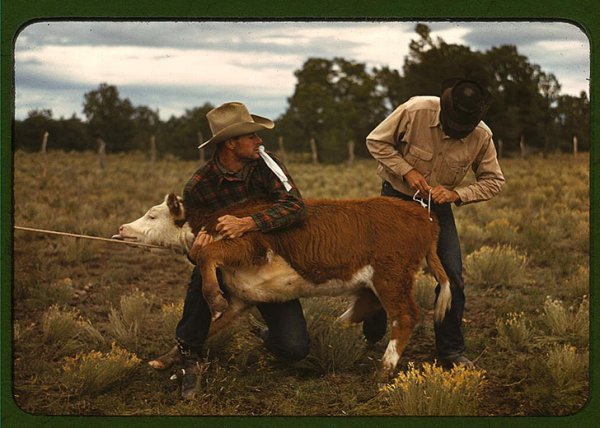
xmin=113 ymin=194 xmax=193 ymax=252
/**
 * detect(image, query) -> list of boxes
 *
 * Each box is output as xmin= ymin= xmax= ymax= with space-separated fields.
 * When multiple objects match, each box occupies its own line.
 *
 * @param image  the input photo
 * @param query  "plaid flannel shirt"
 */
xmin=183 ymin=151 xmax=306 ymax=233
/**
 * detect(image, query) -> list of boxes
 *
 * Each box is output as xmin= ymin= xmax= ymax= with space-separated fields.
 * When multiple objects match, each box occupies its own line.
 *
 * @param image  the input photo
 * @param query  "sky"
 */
xmin=14 ymin=20 xmax=590 ymax=122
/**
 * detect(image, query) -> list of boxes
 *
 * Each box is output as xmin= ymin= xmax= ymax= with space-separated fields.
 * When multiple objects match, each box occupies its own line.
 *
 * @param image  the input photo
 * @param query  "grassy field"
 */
xmin=11 ymin=150 xmax=589 ymax=416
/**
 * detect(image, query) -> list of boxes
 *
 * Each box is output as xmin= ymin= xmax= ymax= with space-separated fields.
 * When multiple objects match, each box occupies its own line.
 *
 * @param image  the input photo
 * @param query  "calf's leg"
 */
xmin=372 ymin=271 xmax=419 ymax=378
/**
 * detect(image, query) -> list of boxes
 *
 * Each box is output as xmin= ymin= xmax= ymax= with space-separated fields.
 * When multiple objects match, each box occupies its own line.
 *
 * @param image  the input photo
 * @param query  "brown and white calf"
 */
xmin=114 ymin=193 xmax=451 ymax=377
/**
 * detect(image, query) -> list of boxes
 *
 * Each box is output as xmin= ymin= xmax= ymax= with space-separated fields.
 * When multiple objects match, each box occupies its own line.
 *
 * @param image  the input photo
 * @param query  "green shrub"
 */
xmin=381 ymin=362 xmax=485 ymax=415
xmin=464 ymin=245 xmax=528 ymax=288
xmin=62 ymin=343 xmax=141 ymax=394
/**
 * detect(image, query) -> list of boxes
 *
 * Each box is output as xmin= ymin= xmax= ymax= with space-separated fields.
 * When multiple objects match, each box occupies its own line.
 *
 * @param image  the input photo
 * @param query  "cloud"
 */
xmin=14 ymin=20 xmax=590 ymax=121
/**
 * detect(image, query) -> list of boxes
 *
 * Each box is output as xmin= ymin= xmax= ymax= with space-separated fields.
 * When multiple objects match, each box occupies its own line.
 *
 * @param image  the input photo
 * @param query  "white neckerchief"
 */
xmin=258 ymin=146 xmax=292 ymax=191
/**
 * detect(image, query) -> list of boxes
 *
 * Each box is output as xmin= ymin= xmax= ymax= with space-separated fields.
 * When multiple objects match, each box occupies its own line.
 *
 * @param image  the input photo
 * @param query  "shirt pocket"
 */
xmin=404 ymin=145 xmax=434 ymax=177
xmin=438 ymin=159 xmax=471 ymax=187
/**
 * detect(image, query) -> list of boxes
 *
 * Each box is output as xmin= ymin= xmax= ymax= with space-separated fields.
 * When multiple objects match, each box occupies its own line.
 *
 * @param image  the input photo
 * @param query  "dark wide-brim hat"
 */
xmin=440 ymin=78 xmax=492 ymax=139
xmin=198 ymin=102 xmax=274 ymax=149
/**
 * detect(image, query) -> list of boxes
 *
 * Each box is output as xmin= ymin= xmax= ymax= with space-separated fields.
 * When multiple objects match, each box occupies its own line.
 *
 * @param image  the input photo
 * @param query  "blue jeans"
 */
xmin=366 ymin=181 xmax=466 ymax=359
xmin=176 ymin=267 xmax=310 ymax=361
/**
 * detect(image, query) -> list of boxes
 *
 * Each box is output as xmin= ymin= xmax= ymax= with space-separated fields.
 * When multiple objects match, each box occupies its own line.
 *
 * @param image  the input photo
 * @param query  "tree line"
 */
xmin=14 ymin=24 xmax=589 ymax=163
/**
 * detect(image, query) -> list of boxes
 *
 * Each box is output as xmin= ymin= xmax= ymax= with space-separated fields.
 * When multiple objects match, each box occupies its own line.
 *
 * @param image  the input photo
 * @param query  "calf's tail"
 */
xmin=426 ymin=238 xmax=452 ymax=324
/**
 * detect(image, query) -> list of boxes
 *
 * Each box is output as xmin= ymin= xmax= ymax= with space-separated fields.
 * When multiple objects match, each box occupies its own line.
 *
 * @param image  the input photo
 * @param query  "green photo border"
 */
xmin=1 ymin=1 xmax=597 ymax=427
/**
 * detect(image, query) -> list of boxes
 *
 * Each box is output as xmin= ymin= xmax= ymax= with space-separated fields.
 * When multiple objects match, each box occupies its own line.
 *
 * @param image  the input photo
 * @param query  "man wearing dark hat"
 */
xmin=365 ymin=78 xmax=505 ymax=369
xmin=176 ymin=102 xmax=309 ymax=399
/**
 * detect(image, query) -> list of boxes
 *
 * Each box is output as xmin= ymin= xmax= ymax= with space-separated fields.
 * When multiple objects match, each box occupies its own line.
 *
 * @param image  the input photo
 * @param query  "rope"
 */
xmin=14 ymin=226 xmax=165 ymax=249
xmin=412 ymin=190 xmax=433 ymax=222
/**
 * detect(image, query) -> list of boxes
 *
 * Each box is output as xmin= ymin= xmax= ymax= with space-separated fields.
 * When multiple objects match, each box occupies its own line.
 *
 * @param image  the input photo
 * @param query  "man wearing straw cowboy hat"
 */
xmin=366 ymin=78 xmax=505 ymax=369
xmin=175 ymin=102 xmax=309 ymax=400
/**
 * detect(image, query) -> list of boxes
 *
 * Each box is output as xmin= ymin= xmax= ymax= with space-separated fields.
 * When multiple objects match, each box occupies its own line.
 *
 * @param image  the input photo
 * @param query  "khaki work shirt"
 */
xmin=366 ymin=96 xmax=505 ymax=205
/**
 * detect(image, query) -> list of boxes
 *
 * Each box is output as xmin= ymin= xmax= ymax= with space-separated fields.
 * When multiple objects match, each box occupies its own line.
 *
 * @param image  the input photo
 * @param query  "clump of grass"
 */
xmin=106 ymin=290 xmax=152 ymax=348
xmin=546 ymin=344 xmax=588 ymax=394
xmin=484 ymin=218 xmax=519 ymax=245
xmin=42 ymin=304 xmax=106 ymax=347
xmin=62 ymin=238 xmax=95 ymax=264
xmin=541 ymin=297 xmax=570 ymax=336
xmin=563 ymin=265 xmax=589 ymax=299
xmin=464 ymin=245 xmax=527 ymax=288
xmin=541 ymin=296 xmax=589 ymax=345
xmin=457 ymin=222 xmax=487 ymax=254
xmin=120 ymin=289 xmax=152 ymax=326
xmin=301 ymin=299 xmax=366 ymax=374
xmin=160 ymin=300 xmax=184 ymax=336
xmin=42 ymin=305 xmax=82 ymax=343
xmin=496 ymin=312 xmax=534 ymax=351
xmin=413 ymin=270 xmax=435 ymax=310
xmin=62 ymin=343 xmax=141 ymax=394
xmin=381 ymin=361 xmax=485 ymax=415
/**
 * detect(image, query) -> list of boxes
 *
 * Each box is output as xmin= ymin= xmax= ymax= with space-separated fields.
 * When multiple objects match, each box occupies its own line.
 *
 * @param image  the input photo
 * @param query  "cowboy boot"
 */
xmin=177 ymin=343 xmax=201 ymax=400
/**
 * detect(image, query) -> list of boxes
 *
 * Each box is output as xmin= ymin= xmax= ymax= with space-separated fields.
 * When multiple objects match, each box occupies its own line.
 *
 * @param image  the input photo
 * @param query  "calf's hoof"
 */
xmin=148 ymin=360 xmax=167 ymax=370
xmin=147 ymin=345 xmax=180 ymax=370
xmin=207 ymin=293 xmax=229 ymax=316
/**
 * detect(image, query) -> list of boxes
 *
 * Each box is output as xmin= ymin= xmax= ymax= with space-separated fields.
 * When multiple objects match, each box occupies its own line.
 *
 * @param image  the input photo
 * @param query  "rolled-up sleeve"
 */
xmin=454 ymin=139 xmax=505 ymax=205
xmin=366 ymin=105 xmax=415 ymax=178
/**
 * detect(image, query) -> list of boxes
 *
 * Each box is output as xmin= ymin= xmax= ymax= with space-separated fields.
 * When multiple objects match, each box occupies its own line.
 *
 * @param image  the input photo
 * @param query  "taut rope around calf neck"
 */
xmin=13 ymin=226 xmax=165 ymax=249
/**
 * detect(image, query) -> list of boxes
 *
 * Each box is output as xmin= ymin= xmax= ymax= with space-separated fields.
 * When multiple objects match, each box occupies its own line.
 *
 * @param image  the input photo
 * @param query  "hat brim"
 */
xmin=440 ymin=78 xmax=492 ymax=137
xmin=198 ymin=114 xmax=274 ymax=149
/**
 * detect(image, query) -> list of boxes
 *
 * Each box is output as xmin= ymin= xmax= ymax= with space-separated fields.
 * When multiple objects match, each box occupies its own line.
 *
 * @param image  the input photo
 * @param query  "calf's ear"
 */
xmin=166 ymin=193 xmax=186 ymax=222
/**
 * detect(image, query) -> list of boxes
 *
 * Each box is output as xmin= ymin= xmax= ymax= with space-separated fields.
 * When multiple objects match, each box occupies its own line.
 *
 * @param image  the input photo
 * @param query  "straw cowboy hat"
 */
xmin=198 ymin=102 xmax=275 ymax=149
xmin=440 ymin=78 xmax=492 ymax=139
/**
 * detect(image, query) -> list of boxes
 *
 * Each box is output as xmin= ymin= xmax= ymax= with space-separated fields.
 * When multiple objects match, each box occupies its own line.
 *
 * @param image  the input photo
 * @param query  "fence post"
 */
xmin=277 ymin=136 xmax=287 ymax=163
xmin=97 ymin=138 xmax=107 ymax=170
xmin=347 ymin=140 xmax=355 ymax=166
xmin=198 ymin=131 xmax=205 ymax=164
xmin=41 ymin=131 xmax=49 ymax=178
xmin=309 ymin=138 xmax=319 ymax=164
xmin=573 ymin=135 xmax=578 ymax=157
xmin=497 ymin=138 xmax=503 ymax=159
xmin=150 ymin=135 xmax=157 ymax=164
xmin=519 ymin=135 xmax=527 ymax=159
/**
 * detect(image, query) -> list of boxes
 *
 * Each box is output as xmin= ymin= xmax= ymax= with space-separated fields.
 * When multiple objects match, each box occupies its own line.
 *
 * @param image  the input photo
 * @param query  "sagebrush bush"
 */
xmin=496 ymin=312 xmax=534 ymax=351
xmin=464 ymin=245 xmax=527 ymax=288
xmin=62 ymin=343 xmax=141 ymax=394
xmin=381 ymin=362 xmax=485 ymax=415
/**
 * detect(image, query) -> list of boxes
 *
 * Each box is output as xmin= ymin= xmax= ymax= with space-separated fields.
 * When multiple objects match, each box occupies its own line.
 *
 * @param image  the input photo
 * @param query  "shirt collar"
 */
xmin=213 ymin=155 xmax=254 ymax=182
xmin=430 ymin=107 xmax=467 ymax=142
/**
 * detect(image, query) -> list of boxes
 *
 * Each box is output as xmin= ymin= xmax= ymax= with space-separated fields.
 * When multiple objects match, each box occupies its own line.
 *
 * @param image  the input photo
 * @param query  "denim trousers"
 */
xmin=379 ymin=181 xmax=466 ymax=359
xmin=175 ymin=266 xmax=310 ymax=361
